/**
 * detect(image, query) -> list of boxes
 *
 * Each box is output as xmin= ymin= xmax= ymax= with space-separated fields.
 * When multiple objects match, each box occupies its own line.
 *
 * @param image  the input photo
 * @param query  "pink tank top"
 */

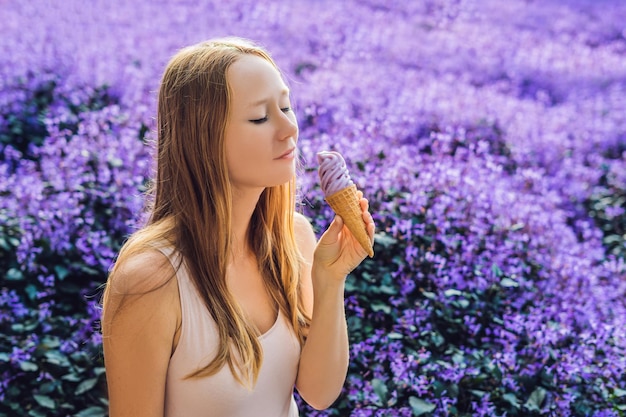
xmin=158 ymin=246 xmax=301 ymax=417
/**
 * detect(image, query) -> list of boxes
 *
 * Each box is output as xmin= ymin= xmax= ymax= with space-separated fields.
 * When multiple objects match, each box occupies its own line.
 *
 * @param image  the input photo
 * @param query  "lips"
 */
xmin=276 ymin=147 xmax=296 ymax=159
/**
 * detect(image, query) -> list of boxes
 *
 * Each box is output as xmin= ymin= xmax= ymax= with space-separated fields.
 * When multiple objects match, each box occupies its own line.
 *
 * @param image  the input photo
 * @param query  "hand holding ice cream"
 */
xmin=317 ymin=151 xmax=374 ymax=258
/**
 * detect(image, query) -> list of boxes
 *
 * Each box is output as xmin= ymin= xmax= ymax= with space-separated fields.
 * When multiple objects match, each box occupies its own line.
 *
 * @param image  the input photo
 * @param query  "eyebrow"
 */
xmin=247 ymin=89 xmax=290 ymax=108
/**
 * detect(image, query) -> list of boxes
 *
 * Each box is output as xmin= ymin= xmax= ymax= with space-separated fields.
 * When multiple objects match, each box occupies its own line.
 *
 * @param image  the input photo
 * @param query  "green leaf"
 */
xmin=19 ymin=361 xmax=38 ymax=372
xmin=371 ymin=378 xmax=388 ymax=404
xmin=443 ymin=289 xmax=462 ymax=297
xmin=379 ymin=284 xmax=397 ymax=295
xmin=374 ymin=233 xmax=397 ymax=248
xmin=76 ymin=378 xmax=98 ymax=395
xmin=421 ymin=291 xmax=436 ymax=300
xmin=613 ymin=387 xmax=626 ymax=397
xmin=13 ymin=319 xmax=38 ymax=333
xmin=409 ymin=396 xmax=436 ymax=416
xmin=500 ymin=277 xmax=519 ymax=288
xmin=371 ymin=302 xmax=391 ymax=314
xmin=61 ymin=373 xmax=82 ymax=382
xmin=6 ymin=267 xmax=23 ymax=281
xmin=75 ymin=407 xmax=107 ymax=417
xmin=432 ymin=380 xmax=446 ymax=396
xmin=502 ymin=392 xmax=520 ymax=408
xmin=451 ymin=352 xmax=464 ymax=364
xmin=469 ymin=389 xmax=487 ymax=397
xmin=42 ymin=335 xmax=61 ymax=349
xmin=25 ymin=284 xmax=38 ymax=301
xmin=108 ymin=157 xmax=124 ymax=167
xmin=54 ymin=265 xmax=70 ymax=281
xmin=524 ymin=387 xmax=546 ymax=411
xmin=38 ymin=381 xmax=57 ymax=395
xmin=510 ymin=222 xmax=525 ymax=231
xmin=345 ymin=280 xmax=358 ymax=292
xmin=0 ymin=237 xmax=10 ymax=251
xmin=33 ymin=394 xmax=55 ymax=409
xmin=78 ymin=264 xmax=100 ymax=276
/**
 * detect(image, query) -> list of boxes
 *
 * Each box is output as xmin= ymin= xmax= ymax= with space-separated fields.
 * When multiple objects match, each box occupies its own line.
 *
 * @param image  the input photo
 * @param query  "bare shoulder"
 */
xmin=294 ymin=211 xmax=316 ymax=241
xmin=102 ymin=248 xmax=181 ymax=330
xmin=102 ymin=246 xmax=181 ymax=351
xmin=294 ymin=212 xmax=317 ymax=260
xmin=107 ymin=249 xmax=177 ymax=296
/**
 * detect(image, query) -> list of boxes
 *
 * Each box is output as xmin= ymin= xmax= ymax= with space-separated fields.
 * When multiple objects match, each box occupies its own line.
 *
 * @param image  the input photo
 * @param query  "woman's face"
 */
xmin=224 ymin=54 xmax=298 ymax=192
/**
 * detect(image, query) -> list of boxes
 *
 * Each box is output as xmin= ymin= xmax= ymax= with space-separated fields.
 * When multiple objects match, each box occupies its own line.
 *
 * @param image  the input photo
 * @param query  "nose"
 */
xmin=279 ymin=111 xmax=298 ymax=141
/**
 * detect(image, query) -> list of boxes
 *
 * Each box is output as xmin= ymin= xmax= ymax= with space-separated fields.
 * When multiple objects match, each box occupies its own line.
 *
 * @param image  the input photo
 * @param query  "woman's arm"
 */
xmin=101 ymin=250 xmax=181 ymax=417
xmin=294 ymin=195 xmax=375 ymax=410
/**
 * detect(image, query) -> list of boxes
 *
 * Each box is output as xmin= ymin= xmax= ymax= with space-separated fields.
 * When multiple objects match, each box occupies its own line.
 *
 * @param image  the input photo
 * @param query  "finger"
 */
xmin=367 ymin=217 xmax=375 ymax=240
xmin=363 ymin=211 xmax=375 ymax=239
xmin=361 ymin=206 xmax=372 ymax=223
xmin=359 ymin=197 xmax=369 ymax=212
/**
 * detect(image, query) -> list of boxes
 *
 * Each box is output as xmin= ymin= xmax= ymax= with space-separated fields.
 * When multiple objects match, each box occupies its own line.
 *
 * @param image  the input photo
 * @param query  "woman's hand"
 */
xmin=314 ymin=191 xmax=375 ymax=280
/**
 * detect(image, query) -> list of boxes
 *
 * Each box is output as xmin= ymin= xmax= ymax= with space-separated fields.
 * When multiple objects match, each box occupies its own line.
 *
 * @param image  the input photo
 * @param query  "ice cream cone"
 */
xmin=325 ymin=184 xmax=374 ymax=258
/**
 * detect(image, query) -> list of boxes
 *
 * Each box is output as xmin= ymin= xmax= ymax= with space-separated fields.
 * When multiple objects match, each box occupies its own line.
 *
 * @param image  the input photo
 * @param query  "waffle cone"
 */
xmin=325 ymin=184 xmax=374 ymax=258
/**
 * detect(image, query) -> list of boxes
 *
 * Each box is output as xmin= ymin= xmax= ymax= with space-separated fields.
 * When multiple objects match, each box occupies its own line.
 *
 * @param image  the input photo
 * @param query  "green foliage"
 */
xmin=587 ymin=179 xmax=626 ymax=261
xmin=0 ymin=78 xmax=118 ymax=416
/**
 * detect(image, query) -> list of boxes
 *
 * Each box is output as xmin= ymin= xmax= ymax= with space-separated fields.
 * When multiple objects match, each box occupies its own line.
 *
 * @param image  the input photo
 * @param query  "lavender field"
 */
xmin=1 ymin=0 xmax=626 ymax=416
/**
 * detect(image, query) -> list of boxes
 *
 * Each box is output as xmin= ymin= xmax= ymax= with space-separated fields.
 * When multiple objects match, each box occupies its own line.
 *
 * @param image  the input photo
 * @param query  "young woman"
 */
xmin=101 ymin=37 xmax=375 ymax=417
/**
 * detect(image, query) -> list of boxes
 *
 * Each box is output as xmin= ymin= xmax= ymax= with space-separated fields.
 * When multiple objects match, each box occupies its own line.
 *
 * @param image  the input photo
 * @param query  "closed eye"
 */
xmin=249 ymin=116 xmax=268 ymax=124
xmin=250 ymin=107 xmax=291 ymax=124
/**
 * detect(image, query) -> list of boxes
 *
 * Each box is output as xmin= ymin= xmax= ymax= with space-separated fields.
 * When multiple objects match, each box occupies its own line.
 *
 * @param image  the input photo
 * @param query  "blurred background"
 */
xmin=1 ymin=1 xmax=625 ymax=416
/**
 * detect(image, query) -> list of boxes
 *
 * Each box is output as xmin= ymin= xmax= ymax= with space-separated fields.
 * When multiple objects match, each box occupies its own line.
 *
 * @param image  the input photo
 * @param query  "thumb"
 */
xmin=320 ymin=215 xmax=344 ymax=245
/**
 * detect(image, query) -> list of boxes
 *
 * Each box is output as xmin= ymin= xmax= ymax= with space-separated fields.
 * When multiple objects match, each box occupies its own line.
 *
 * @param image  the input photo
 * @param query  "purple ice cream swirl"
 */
xmin=317 ymin=151 xmax=354 ymax=196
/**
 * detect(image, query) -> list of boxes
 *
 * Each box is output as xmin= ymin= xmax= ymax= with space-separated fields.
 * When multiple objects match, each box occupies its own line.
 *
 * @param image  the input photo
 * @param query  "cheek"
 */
xmin=235 ymin=146 xmax=262 ymax=169
xmin=224 ymin=131 xmax=267 ymax=179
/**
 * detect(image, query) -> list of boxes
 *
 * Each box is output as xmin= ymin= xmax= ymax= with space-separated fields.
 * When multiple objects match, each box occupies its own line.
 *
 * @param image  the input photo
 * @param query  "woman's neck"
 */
xmin=229 ymin=186 xmax=264 ymax=260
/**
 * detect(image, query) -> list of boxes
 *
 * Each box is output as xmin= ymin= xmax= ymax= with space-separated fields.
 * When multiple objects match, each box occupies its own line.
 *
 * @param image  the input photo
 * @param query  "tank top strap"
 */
xmin=151 ymin=242 xmax=178 ymax=264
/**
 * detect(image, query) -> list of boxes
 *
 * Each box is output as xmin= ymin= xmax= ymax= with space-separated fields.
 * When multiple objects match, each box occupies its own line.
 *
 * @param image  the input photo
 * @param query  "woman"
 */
xmin=101 ymin=37 xmax=375 ymax=417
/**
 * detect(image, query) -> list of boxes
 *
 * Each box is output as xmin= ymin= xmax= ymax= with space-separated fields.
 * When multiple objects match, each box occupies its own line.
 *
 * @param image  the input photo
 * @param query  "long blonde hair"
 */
xmin=107 ymin=38 xmax=309 ymax=387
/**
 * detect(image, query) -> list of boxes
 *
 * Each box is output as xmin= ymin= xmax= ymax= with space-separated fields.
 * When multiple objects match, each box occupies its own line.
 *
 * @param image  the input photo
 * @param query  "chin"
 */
xmin=267 ymin=171 xmax=296 ymax=188
xmin=274 ymin=166 xmax=296 ymax=183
